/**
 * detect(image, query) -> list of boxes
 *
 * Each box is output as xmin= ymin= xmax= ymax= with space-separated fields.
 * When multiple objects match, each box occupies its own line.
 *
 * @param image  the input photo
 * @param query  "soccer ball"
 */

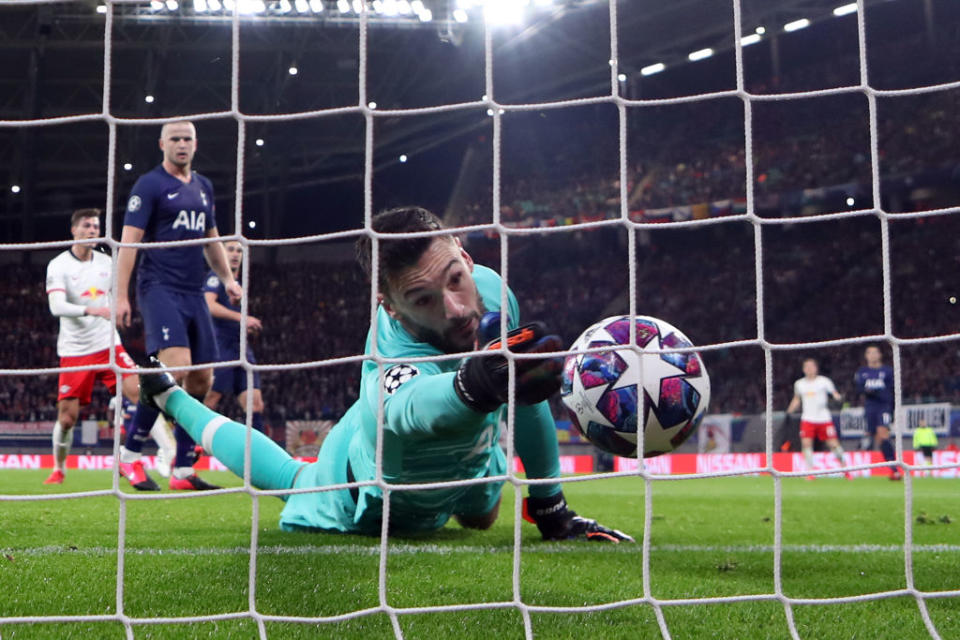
xmin=560 ymin=315 xmax=710 ymax=458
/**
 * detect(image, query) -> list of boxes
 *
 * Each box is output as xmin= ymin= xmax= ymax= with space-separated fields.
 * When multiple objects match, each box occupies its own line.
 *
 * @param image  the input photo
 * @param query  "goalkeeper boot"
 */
xmin=119 ymin=460 xmax=161 ymax=491
xmin=169 ymin=474 xmax=221 ymax=491
xmin=139 ymin=356 xmax=178 ymax=411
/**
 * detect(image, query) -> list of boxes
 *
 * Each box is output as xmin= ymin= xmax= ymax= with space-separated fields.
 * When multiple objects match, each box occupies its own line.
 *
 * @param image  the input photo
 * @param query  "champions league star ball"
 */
xmin=560 ymin=315 xmax=710 ymax=458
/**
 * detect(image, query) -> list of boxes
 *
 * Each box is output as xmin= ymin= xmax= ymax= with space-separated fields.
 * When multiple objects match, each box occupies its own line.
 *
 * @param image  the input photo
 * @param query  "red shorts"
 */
xmin=800 ymin=420 xmax=837 ymax=441
xmin=57 ymin=346 xmax=135 ymax=404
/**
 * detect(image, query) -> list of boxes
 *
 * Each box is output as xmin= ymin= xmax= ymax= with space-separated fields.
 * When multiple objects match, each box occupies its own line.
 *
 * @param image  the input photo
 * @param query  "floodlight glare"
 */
xmin=741 ymin=33 xmax=762 ymax=46
xmin=418 ymin=8 xmax=432 ymax=21
xmin=617 ymin=73 xmax=627 ymax=82
xmin=755 ymin=26 xmax=765 ymax=35
xmin=150 ymin=0 xmax=163 ymax=10
xmin=641 ymin=62 xmax=665 ymax=76
xmin=294 ymin=0 xmax=308 ymax=12
xmin=209 ymin=0 xmax=221 ymax=9
xmin=145 ymin=94 xmax=155 ymax=103
xmin=784 ymin=18 xmax=810 ymax=32
xmin=278 ymin=0 xmax=292 ymax=13
xmin=352 ymin=0 xmax=362 ymax=13
xmin=846 ymin=197 xmax=855 ymax=207
xmin=248 ymin=220 xmax=257 ymax=229
xmin=833 ymin=3 xmax=858 ymax=16
xmin=123 ymin=163 xmax=133 ymax=171
xmin=453 ymin=8 xmax=468 ymax=22
xmin=255 ymin=138 xmax=265 ymax=147
xmin=337 ymin=0 xmax=349 ymax=11
xmin=11 ymin=185 xmax=21 ymax=194
xmin=397 ymin=0 xmax=412 ymax=15
xmin=309 ymin=0 xmax=323 ymax=10
xmin=367 ymin=101 xmax=377 ymax=109
xmin=411 ymin=0 xmax=424 ymax=12
xmin=194 ymin=0 xmax=208 ymax=11
xmin=688 ymin=48 xmax=714 ymax=61
xmin=165 ymin=0 xmax=178 ymax=10
xmin=288 ymin=65 xmax=298 ymax=75
xmin=399 ymin=154 xmax=408 ymax=163
xmin=96 ymin=4 xmax=107 ymax=14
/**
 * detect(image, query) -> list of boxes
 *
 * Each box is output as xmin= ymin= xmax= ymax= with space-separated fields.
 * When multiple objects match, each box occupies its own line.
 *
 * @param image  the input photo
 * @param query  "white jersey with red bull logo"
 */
xmin=46 ymin=249 xmax=122 ymax=356
xmin=793 ymin=375 xmax=837 ymax=423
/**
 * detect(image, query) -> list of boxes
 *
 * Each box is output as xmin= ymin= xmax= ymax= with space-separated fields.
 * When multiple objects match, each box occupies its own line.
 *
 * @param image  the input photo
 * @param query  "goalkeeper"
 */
xmin=138 ymin=207 xmax=632 ymax=542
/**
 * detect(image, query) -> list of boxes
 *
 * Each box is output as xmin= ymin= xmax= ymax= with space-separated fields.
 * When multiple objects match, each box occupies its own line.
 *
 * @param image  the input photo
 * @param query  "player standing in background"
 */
xmin=202 ymin=240 xmax=266 ymax=433
xmin=912 ymin=416 xmax=938 ymax=477
xmin=43 ymin=209 xmax=141 ymax=485
xmin=115 ymin=120 xmax=241 ymax=491
xmin=854 ymin=345 xmax=900 ymax=480
xmin=136 ymin=207 xmax=632 ymax=541
xmin=109 ymin=395 xmax=176 ymax=478
xmin=786 ymin=358 xmax=851 ymax=480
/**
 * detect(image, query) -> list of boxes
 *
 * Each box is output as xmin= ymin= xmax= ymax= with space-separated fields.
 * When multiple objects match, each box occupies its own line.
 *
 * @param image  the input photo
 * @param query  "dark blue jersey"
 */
xmin=854 ymin=365 xmax=894 ymax=409
xmin=124 ymin=165 xmax=217 ymax=293
xmin=202 ymin=270 xmax=241 ymax=350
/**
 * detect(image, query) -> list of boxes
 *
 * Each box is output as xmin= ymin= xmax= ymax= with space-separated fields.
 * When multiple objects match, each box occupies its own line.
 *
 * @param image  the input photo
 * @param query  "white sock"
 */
xmin=149 ymin=415 xmax=176 ymax=456
xmin=52 ymin=421 xmax=72 ymax=473
xmin=831 ymin=445 xmax=846 ymax=466
xmin=172 ymin=466 xmax=194 ymax=480
xmin=802 ymin=446 xmax=815 ymax=472
xmin=119 ymin=445 xmax=142 ymax=464
xmin=153 ymin=387 xmax=177 ymax=412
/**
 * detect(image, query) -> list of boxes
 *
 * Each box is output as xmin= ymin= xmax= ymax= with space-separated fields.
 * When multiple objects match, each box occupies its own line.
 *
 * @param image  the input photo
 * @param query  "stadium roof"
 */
xmin=0 ymin=0 xmax=935 ymax=241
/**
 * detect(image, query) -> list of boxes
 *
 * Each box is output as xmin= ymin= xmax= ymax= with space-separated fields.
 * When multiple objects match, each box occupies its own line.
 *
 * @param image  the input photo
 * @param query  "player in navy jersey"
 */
xmin=202 ymin=240 xmax=266 ymax=433
xmin=115 ymin=120 xmax=242 ymax=491
xmin=854 ymin=345 xmax=900 ymax=479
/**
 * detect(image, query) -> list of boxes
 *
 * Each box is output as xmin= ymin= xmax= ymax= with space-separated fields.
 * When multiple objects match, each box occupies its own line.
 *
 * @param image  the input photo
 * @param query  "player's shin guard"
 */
xmin=159 ymin=388 xmax=303 ymax=491
xmin=121 ymin=402 xmax=160 ymax=462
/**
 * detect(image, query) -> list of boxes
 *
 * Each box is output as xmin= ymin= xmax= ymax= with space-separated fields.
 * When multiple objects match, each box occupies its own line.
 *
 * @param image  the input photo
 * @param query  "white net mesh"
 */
xmin=2 ymin=0 xmax=960 ymax=638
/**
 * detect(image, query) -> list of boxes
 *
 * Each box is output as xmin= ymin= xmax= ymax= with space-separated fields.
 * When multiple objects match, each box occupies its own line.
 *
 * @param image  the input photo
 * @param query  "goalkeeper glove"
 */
xmin=524 ymin=492 xmax=634 ymax=543
xmin=453 ymin=319 xmax=563 ymax=414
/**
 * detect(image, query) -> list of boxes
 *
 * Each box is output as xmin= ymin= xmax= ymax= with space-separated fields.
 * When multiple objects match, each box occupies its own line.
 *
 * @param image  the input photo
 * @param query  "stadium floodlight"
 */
xmin=255 ymin=138 xmax=265 ymax=146
xmin=144 ymin=94 xmax=155 ymax=103
xmin=248 ymin=220 xmax=257 ymax=229
xmin=784 ymin=18 xmax=810 ymax=32
xmin=278 ymin=0 xmax=293 ymax=13
xmin=123 ymin=163 xmax=133 ymax=171
xmin=617 ymin=73 xmax=626 ymax=82
xmin=755 ymin=26 xmax=765 ymax=34
xmin=641 ymin=62 xmax=665 ymax=76
xmin=294 ymin=0 xmax=308 ymax=11
xmin=96 ymin=4 xmax=107 ymax=14
xmin=194 ymin=0 xmax=208 ymax=11
xmin=352 ymin=0 xmax=362 ymax=13
xmin=453 ymin=8 xmax=468 ymax=22
xmin=399 ymin=154 xmax=408 ymax=163
xmin=238 ymin=0 xmax=265 ymax=12
xmin=410 ymin=0 xmax=423 ymax=12
xmin=688 ymin=47 xmax=714 ymax=61
xmin=741 ymin=33 xmax=762 ymax=46
xmin=382 ymin=0 xmax=397 ymax=15
xmin=846 ymin=197 xmax=855 ymax=207
xmin=288 ymin=65 xmax=298 ymax=75
xmin=165 ymin=0 xmax=179 ymax=10
xmin=372 ymin=0 xmax=383 ymax=13
xmin=150 ymin=0 xmax=163 ymax=10
xmin=337 ymin=0 xmax=349 ymax=11
xmin=418 ymin=8 xmax=432 ymax=21
xmin=833 ymin=3 xmax=858 ymax=16
xmin=209 ymin=0 xmax=221 ymax=9
xmin=309 ymin=0 xmax=322 ymax=10
xmin=484 ymin=0 xmax=525 ymax=26
xmin=224 ymin=0 xmax=234 ymax=9
xmin=367 ymin=101 xmax=377 ymax=109
xmin=11 ymin=185 xmax=21 ymax=194
xmin=398 ymin=0 xmax=412 ymax=15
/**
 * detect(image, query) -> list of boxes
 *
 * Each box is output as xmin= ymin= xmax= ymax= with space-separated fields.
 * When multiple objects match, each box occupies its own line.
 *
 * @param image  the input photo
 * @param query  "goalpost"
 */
xmin=1 ymin=0 xmax=959 ymax=638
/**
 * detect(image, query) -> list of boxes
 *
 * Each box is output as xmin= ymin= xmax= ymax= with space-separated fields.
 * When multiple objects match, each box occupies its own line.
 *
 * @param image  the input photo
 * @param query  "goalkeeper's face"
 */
xmin=383 ymin=237 xmax=484 ymax=354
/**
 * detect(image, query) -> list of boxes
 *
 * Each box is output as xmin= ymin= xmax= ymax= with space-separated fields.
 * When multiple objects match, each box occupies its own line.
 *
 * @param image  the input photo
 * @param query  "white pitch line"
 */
xmin=3 ymin=543 xmax=959 ymax=557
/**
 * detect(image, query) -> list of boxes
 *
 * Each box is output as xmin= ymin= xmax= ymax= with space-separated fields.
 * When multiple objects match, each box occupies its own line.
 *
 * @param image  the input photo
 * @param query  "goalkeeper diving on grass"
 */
xmin=137 ymin=207 xmax=632 ymax=542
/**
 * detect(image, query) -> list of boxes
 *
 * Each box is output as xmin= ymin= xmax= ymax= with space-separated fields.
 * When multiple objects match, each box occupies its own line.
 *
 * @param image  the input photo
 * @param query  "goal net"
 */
xmin=1 ymin=0 xmax=959 ymax=638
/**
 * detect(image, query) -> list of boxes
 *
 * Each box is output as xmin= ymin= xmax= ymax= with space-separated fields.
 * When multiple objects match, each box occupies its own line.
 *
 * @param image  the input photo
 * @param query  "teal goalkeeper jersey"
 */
xmin=279 ymin=264 xmax=561 ymax=534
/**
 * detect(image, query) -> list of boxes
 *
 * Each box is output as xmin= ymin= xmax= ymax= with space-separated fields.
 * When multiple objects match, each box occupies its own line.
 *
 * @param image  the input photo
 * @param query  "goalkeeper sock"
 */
xmin=802 ymin=445 xmax=815 ymax=472
xmin=159 ymin=387 xmax=303 ymax=491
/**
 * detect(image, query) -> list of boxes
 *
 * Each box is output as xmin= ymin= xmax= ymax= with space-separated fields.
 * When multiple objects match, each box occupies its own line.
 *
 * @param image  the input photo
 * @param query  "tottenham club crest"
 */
xmin=383 ymin=364 xmax=419 ymax=395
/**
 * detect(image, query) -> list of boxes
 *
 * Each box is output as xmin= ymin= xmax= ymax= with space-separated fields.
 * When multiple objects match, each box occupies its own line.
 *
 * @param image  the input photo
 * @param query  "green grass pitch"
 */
xmin=1 ymin=470 xmax=958 ymax=639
